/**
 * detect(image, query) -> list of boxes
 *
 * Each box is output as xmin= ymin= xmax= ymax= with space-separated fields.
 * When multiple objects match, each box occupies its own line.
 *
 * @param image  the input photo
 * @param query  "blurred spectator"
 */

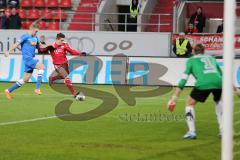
xmin=40 ymin=35 xmax=46 ymax=45
xmin=128 ymin=0 xmax=139 ymax=32
xmin=0 ymin=8 xmax=7 ymax=29
xmin=8 ymin=0 xmax=19 ymax=8
xmin=6 ymin=7 xmax=21 ymax=29
xmin=189 ymin=6 xmax=206 ymax=33
xmin=130 ymin=0 xmax=139 ymax=19
xmin=216 ymin=20 xmax=223 ymax=33
xmin=173 ymin=32 xmax=192 ymax=57
xmin=185 ymin=23 xmax=198 ymax=34
xmin=39 ymin=35 xmax=49 ymax=54
xmin=0 ymin=0 xmax=7 ymax=9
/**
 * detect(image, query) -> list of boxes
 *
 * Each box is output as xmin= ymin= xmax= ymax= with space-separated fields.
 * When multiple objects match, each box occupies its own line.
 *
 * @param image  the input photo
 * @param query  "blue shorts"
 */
xmin=23 ymin=58 xmax=39 ymax=73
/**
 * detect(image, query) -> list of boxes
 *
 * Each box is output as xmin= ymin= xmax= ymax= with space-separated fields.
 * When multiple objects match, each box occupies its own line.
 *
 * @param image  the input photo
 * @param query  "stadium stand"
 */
xmin=15 ymin=0 xmax=100 ymax=31
xmin=145 ymin=0 xmax=173 ymax=32
xmin=17 ymin=0 xmax=73 ymax=30
xmin=20 ymin=0 xmax=32 ymax=8
xmin=47 ymin=0 xmax=58 ymax=8
xmin=60 ymin=0 xmax=72 ymax=9
xmin=68 ymin=0 xmax=100 ymax=31
xmin=3 ymin=0 xmax=233 ymax=32
xmin=33 ymin=0 xmax=45 ymax=8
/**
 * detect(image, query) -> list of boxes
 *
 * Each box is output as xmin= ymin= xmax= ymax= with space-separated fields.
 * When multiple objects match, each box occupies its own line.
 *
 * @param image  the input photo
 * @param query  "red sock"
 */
xmin=64 ymin=78 xmax=75 ymax=96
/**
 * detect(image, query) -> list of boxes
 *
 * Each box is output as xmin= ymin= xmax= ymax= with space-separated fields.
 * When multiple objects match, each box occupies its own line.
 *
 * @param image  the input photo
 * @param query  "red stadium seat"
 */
xmin=34 ymin=0 xmax=45 ymax=8
xmin=53 ymin=9 xmax=67 ymax=21
xmin=47 ymin=0 xmax=58 ymax=8
xmin=38 ymin=21 xmax=47 ymax=30
xmin=18 ymin=9 xmax=27 ymax=19
xmin=28 ymin=9 xmax=40 ymax=19
xmin=60 ymin=0 xmax=72 ymax=9
xmin=47 ymin=21 xmax=60 ymax=30
xmin=22 ymin=21 xmax=32 ymax=29
xmin=21 ymin=0 xmax=33 ymax=8
xmin=42 ymin=9 xmax=53 ymax=20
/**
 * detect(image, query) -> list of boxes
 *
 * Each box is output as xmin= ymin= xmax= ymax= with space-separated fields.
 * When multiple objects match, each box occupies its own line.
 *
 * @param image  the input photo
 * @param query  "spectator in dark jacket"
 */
xmin=0 ymin=8 xmax=8 ymax=29
xmin=216 ymin=20 xmax=223 ymax=33
xmin=8 ymin=0 xmax=19 ymax=8
xmin=128 ymin=0 xmax=139 ymax=32
xmin=189 ymin=6 xmax=206 ymax=33
xmin=0 ymin=0 xmax=7 ymax=9
xmin=6 ymin=7 xmax=21 ymax=29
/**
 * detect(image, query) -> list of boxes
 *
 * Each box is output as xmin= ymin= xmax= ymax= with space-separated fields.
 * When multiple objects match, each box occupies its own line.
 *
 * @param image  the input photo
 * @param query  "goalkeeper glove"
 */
xmin=81 ymin=52 xmax=87 ymax=56
xmin=167 ymin=96 xmax=178 ymax=112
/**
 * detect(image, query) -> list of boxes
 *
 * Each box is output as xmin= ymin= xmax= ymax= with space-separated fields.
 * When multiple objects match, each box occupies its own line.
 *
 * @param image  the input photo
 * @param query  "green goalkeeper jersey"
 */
xmin=178 ymin=54 xmax=222 ymax=90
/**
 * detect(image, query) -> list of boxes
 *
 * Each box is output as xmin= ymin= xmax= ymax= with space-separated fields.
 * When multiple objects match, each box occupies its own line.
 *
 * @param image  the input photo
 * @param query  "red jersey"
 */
xmin=185 ymin=27 xmax=198 ymax=34
xmin=49 ymin=42 xmax=82 ymax=65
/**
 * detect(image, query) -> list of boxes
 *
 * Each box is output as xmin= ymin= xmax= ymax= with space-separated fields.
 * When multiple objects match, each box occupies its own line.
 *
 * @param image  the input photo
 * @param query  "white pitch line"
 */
xmin=0 ymin=114 xmax=69 ymax=126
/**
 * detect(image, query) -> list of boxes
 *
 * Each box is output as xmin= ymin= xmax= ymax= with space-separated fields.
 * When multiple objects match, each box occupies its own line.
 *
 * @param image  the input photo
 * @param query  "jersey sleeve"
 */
xmin=17 ymin=34 xmax=28 ymax=44
xmin=178 ymin=59 xmax=192 ymax=89
xmin=36 ymin=37 xmax=40 ymax=45
xmin=214 ymin=58 xmax=222 ymax=76
xmin=64 ymin=43 xmax=81 ymax=56
xmin=36 ymin=37 xmax=40 ymax=50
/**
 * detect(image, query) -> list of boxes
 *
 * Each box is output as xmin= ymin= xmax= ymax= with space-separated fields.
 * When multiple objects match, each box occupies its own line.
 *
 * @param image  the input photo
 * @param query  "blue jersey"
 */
xmin=17 ymin=33 xmax=40 ymax=60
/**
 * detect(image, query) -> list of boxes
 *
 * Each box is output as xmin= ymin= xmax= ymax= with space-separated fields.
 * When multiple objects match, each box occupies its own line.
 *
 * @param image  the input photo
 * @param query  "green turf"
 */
xmin=0 ymin=83 xmax=239 ymax=160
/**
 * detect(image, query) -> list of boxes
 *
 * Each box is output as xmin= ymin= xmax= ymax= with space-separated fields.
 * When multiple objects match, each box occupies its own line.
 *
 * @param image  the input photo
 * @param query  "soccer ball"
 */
xmin=75 ymin=92 xmax=86 ymax=101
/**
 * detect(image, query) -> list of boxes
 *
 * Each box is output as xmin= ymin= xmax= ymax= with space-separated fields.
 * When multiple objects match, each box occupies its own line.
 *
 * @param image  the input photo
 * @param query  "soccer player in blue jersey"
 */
xmin=4 ymin=24 xmax=45 ymax=100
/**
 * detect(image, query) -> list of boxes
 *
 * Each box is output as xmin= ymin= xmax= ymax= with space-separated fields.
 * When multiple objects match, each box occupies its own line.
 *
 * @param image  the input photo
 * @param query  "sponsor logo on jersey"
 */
xmin=55 ymin=49 xmax=63 ymax=54
xmin=31 ymin=41 xmax=37 ymax=46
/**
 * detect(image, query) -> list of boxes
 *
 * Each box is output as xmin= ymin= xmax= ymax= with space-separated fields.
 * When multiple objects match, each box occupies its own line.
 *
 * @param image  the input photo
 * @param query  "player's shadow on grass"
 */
xmin=54 ymin=86 xmax=118 ymax=121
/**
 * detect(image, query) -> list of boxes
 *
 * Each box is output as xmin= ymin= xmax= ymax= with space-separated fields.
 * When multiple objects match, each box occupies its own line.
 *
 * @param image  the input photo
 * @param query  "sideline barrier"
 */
xmin=173 ymin=34 xmax=240 ymax=56
xmin=1 ymin=55 xmax=240 ymax=87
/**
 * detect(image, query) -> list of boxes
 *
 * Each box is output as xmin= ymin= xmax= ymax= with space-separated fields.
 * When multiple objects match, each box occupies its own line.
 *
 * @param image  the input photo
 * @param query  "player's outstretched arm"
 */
xmin=5 ymin=42 xmax=20 ymax=57
xmin=38 ymin=44 xmax=54 ymax=54
xmin=65 ymin=43 xmax=87 ymax=56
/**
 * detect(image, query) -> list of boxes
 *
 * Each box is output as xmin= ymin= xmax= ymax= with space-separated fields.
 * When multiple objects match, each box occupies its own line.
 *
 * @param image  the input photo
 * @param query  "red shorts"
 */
xmin=54 ymin=63 xmax=70 ymax=76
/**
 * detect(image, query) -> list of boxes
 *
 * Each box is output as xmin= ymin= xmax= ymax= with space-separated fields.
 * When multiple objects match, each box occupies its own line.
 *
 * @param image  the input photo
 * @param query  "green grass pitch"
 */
xmin=0 ymin=83 xmax=239 ymax=160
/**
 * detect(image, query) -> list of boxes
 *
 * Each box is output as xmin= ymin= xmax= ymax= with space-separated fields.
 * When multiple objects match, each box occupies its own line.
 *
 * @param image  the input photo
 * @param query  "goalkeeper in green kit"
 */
xmin=168 ymin=44 xmax=223 ymax=139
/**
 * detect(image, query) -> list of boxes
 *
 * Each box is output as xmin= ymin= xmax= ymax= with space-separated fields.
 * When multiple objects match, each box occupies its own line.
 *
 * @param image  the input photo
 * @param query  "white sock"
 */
xmin=185 ymin=106 xmax=196 ymax=133
xmin=215 ymin=101 xmax=223 ymax=133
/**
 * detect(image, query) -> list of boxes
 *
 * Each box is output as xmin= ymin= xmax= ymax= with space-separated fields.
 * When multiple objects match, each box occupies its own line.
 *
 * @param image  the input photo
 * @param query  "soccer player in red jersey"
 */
xmin=40 ymin=33 xmax=87 ymax=97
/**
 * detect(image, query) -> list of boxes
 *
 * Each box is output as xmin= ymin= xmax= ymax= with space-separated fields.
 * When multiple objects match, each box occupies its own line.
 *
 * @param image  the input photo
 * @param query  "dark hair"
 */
xmin=194 ymin=43 xmax=205 ymax=54
xmin=56 ymin=33 xmax=65 ymax=39
xmin=131 ymin=0 xmax=138 ymax=9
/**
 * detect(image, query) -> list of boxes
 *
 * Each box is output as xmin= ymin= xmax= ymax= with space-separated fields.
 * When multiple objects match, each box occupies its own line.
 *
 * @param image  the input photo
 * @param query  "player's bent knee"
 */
xmin=36 ymin=62 xmax=45 ymax=70
xmin=64 ymin=78 xmax=72 ymax=85
xmin=38 ymin=69 xmax=44 ymax=75
xmin=40 ymin=64 xmax=45 ymax=70
xmin=23 ymin=78 xmax=29 ymax=83
xmin=17 ymin=79 xmax=25 ymax=86
xmin=186 ymin=96 xmax=197 ymax=106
